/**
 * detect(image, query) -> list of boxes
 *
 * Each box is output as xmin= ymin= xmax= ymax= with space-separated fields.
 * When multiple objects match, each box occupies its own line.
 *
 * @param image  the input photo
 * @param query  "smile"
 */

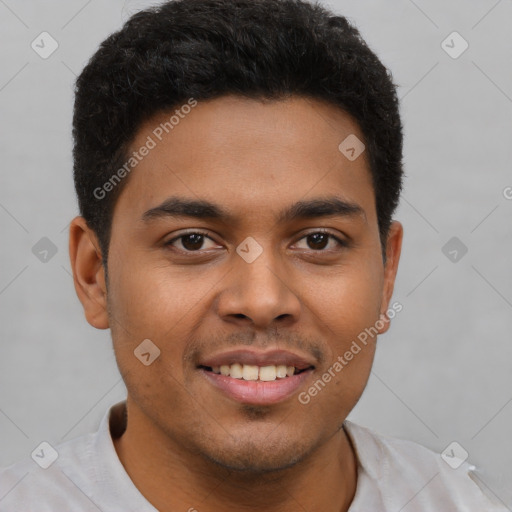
xmin=202 ymin=363 xmax=307 ymax=381
xmin=198 ymin=349 xmax=316 ymax=405
xmin=200 ymin=368 xmax=314 ymax=405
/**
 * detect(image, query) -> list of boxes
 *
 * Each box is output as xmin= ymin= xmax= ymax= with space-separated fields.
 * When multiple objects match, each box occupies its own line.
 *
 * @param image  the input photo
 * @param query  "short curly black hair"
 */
xmin=72 ymin=0 xmax=403 ymax=265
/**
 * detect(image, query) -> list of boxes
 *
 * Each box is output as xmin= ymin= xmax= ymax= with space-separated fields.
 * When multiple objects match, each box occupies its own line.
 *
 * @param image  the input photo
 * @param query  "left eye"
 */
xmin=295 ymin=232 xmax=345 ymax=251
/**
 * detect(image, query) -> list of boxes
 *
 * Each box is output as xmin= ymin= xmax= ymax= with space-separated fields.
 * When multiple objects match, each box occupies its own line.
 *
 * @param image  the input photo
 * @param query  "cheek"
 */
xmin=106 ymin=256 xmax=221 ymax=386
xmin=108 ymin=251 xmax=217 ymax=333
xmin=306 ymin=259 xmax=382 ymax=396
xmin=314 ymin=260 xmax=383 ymax=339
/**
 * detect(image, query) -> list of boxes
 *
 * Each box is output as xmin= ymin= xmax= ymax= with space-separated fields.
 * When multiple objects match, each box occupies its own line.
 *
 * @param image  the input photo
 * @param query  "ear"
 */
xmin=68 ymin=216 xmax=109 ymax=329
xmin=377 ymin=220 xmax=403 ymax=335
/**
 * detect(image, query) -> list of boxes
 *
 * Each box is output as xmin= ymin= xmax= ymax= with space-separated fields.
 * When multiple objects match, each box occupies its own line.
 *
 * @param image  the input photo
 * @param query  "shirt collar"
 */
xmin=343 ymin=419 xmax=385 ymax=481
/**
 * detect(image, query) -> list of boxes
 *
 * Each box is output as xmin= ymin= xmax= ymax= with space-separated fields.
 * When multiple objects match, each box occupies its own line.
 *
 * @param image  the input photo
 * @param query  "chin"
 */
xmin=205 ymin=448 xmax=304 ymax=474
xmin=199 ymin=432 xmax=317 ymax=475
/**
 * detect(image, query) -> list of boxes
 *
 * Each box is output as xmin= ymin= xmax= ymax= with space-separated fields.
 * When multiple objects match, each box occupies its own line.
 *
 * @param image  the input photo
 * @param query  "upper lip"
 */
xmin=199 ymin=349 xmax=316 ymax=371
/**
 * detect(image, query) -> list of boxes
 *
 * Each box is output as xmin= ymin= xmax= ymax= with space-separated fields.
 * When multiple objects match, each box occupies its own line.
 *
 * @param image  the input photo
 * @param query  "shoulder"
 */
xmin=0 ymin=402 xmax=154 ymax=512
xmin=0 ymin=432 xmax=98 ymax=511
xmin=344 ymin=421 xmax=508 ymax=511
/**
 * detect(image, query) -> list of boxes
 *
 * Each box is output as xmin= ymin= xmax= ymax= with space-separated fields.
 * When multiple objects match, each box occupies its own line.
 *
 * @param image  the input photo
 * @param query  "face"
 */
xmin=71 ymin=95 xmax=402 ymax=473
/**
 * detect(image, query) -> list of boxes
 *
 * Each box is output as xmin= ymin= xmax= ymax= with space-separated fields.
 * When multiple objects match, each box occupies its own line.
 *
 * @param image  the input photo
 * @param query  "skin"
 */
xmin=69 ymin=95 xmax=402 ymax=512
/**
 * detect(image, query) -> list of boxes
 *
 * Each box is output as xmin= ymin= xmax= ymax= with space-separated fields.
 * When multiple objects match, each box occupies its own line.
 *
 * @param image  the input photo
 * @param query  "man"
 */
xmin=0 ymin=0 xmax=506 ymax=510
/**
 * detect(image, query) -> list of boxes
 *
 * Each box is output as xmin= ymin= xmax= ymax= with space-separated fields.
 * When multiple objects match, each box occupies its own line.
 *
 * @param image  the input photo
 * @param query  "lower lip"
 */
xmin=200 ymin=368 xmax=313 ymax=405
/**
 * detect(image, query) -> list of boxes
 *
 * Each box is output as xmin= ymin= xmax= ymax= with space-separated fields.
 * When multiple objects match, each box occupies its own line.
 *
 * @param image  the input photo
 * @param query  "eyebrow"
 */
xmin=141 ymin=196 xmax=366 ymax=224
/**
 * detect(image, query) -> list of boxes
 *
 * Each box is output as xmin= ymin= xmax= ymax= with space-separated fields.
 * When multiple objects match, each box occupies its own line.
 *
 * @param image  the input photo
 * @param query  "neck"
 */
xmin=113 ymin=398 xmax=358 ymax=512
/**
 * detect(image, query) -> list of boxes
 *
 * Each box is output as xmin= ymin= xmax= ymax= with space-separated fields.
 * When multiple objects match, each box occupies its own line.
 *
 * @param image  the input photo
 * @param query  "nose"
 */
xmin=215 ymin=246 xmax=302 ymax=330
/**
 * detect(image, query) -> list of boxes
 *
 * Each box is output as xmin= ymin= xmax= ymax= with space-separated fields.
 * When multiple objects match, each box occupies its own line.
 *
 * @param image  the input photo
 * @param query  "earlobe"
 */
xmin=378 ymin=220 xmax=403 ymax=335
xmin=68 ymin=216 xmax=110 ymax=329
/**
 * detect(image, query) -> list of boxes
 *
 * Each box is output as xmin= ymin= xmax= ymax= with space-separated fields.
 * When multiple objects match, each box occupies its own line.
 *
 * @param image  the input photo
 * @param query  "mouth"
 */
xmin=197 ymin=350 xmax=316 ymax=405
xmin=199 ymin=363 xmax=311 ymax=381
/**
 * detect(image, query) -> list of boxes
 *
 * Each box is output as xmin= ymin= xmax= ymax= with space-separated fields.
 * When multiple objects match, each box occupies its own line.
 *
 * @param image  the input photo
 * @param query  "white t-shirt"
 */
xmin=0 ymin=400 xmax=506 ymax=511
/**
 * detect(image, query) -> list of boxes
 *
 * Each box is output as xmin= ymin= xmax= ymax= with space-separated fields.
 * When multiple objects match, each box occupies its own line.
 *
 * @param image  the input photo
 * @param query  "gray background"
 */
xmin=1 ymin=0 xmax=511 ymax=507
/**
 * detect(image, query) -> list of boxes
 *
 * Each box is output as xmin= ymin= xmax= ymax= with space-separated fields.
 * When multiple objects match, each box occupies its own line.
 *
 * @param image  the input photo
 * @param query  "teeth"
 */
xmin=259 ymin=365 xmax=277 ymax=381
xmin=276 ymin=365 xmax=288 ymax=378
xmin=230 ymin=363 xmax=243 ymax=379
xmin=209 ymin=364 xmax=299 ymax=380
xmin=242 ymin=364 xmax=259 ymax=381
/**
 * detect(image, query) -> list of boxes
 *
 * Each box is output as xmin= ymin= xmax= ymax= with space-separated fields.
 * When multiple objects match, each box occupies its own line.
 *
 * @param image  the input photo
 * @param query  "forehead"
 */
xmin=113 ymin=95 xmax=376 ymax=226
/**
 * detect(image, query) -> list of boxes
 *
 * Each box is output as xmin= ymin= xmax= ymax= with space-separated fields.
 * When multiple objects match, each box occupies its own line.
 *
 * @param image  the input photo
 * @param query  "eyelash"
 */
xmin=164 ymin=229 xmax=348 ymax=254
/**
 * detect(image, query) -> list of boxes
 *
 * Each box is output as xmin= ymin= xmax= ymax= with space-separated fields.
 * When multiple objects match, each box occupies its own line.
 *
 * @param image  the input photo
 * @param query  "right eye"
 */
xmin=165 ymin=231 xmax=222 ymax=252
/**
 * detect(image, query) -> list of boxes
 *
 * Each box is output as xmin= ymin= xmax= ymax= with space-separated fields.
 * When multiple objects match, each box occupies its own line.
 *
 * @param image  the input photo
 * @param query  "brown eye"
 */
xmin=165 ymin=231 xmax=219 ymax=252
xmin=179 ymin=233 xmax=205 ymax=251
xmin=295 ymin=231 xmax=346 ymax=251
xmin=306 ymin=233 xmax=329 ymax=250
